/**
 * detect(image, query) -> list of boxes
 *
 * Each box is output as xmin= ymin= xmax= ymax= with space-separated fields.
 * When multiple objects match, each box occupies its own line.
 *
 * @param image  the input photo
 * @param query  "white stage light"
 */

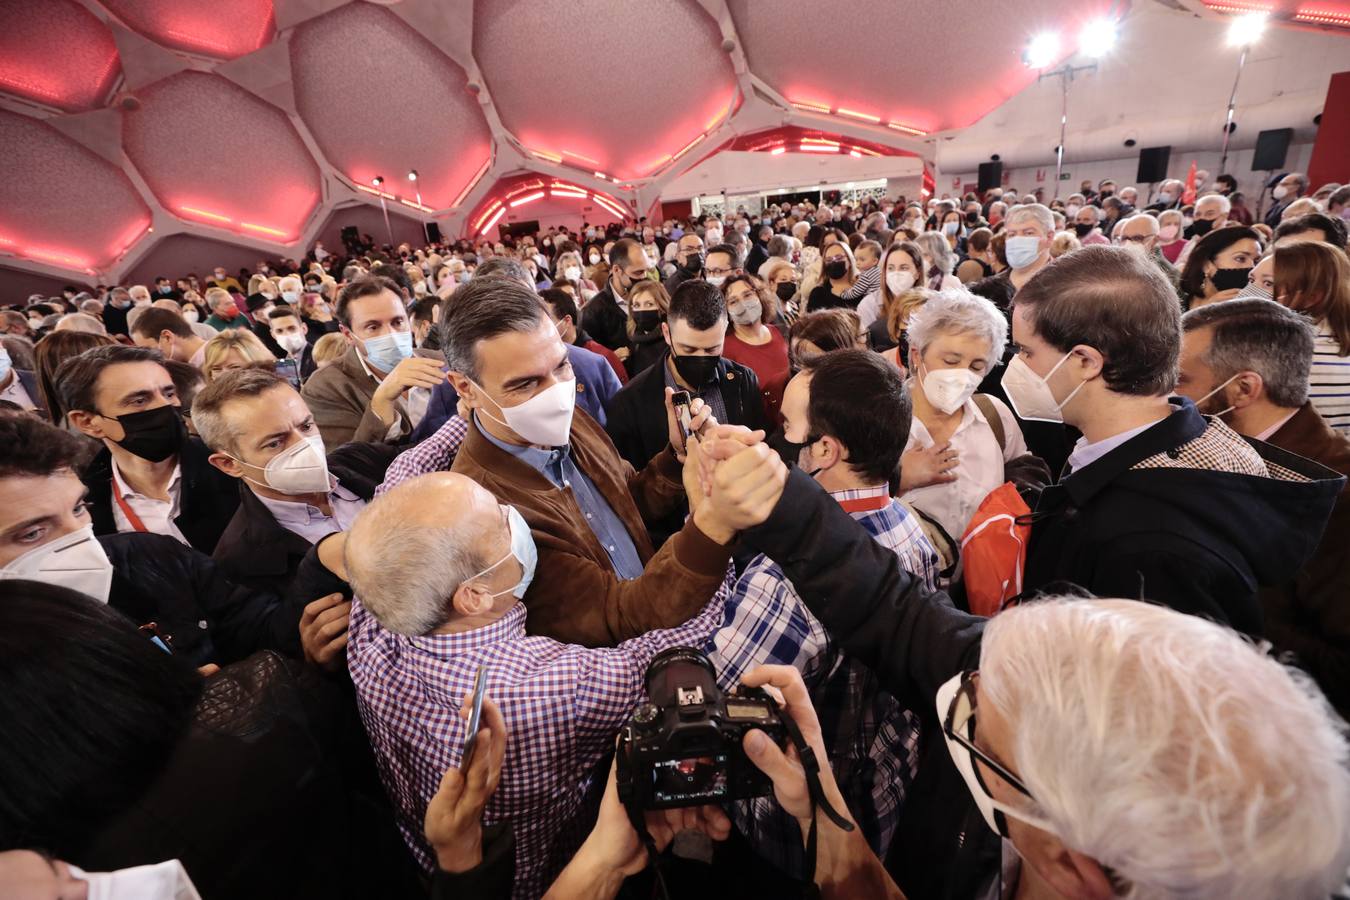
xmin=1079 ymin=19 xmax=1116 ymax=57
xmin=1227 ymin=12 xmax=1266 ymax=47
xmin=1025 ymin=32 xmax=1060 ymax=69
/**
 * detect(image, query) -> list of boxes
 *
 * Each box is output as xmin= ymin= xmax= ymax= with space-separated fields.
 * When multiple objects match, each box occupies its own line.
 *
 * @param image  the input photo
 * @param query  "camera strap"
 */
xmin=774 ymin=702 xmax=856 ymax=884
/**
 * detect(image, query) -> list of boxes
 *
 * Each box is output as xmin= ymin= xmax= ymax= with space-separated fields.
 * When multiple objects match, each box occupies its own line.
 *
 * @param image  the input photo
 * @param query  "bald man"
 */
xmin=1117 ymin=214 xmax=1180 ymax=291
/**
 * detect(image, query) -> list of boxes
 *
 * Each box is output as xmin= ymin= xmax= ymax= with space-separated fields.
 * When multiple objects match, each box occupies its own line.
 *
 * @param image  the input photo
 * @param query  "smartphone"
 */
xmin=275 ymin=358 xmax=301 ymax=390
xmin=460 ymin=664 xmax=488 ymax=770
xmin=671 ymin=389 xmax=692 ymax=448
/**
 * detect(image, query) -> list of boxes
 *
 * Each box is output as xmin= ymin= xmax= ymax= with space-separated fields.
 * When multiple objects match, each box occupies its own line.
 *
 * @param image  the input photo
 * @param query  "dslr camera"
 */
xmin=617 ymin=646 xmax=787 ymax=810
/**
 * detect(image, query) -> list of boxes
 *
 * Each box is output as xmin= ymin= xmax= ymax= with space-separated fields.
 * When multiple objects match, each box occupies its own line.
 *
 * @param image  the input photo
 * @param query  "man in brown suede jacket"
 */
xmin=433 ymin=276 xmax=737 ymax=647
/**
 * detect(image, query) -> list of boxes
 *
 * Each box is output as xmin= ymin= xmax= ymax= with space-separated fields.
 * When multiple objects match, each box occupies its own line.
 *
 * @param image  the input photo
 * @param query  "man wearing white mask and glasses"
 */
xmin=194 ymin=369 xmax=398 ymax=669
xmin=1003 ymin=245 xmax=1342 ymax=631
xmin=391 ymin=277 xmax=737 ymax=648
xmin=0 ymin=411 xmax=311 ymax=668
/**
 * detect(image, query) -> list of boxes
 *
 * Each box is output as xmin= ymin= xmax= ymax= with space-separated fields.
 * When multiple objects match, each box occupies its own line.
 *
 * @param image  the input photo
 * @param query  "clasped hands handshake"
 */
xmin=661 ymin=387 xmax=789 ymax=546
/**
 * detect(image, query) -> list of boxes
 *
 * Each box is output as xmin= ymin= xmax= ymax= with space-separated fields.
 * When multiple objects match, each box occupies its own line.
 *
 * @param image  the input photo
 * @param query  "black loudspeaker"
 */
xmin=1252 ymin=128 xmax=1293 ymax=171
xmin=1136 ymin=146 xmax=1171 ymax=184
xmin=424 ymin=221 xmax=442 ymax=244
xmin=977 ymin=161 xmax=1003 ymax=194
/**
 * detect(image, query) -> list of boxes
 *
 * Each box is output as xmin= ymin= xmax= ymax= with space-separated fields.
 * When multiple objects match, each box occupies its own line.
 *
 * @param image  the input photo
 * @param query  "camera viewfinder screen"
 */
xmin=651 ymin=754 xmax=729 ymax=803
xmin=725 ymin=700 xmax=771 ymax=720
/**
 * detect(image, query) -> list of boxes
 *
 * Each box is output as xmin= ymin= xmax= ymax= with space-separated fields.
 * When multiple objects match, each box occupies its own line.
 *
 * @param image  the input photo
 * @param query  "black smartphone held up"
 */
xmin=275 ymin=358 xmax=302 ymax=390
xmin=671 ymin=389 xmax=692 ymax=450
xmin=460 ymin=664 xmax=488 ymax=770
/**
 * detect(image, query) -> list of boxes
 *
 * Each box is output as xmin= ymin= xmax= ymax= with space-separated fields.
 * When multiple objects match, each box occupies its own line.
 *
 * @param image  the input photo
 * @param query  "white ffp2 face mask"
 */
xmin=0 ymin=524 xmax=113 ymax=603
xmin=474 ymin=376 xmax=577 ymax=448
xmin=68 ymin=859 xmax=201 ymax=900
xmin=919 ymin=364 xmax=983 ymax=416
xmin=230 ymin=434 xmax=330 ymax=496
xmin=1000 ymin=353 xmax=1083 ymax=423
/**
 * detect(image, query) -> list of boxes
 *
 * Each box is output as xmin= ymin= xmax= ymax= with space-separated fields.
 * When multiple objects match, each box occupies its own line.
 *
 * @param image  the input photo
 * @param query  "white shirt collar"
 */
xmin=1066 ymin=419 xmax=1157 ymax=473
xmin=1255 ymin=408 xmax=1300 ymax=442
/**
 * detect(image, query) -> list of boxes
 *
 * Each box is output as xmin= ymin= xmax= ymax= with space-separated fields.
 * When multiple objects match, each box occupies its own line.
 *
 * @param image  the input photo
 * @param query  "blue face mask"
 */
xmin=465 ymin=505 xmax=538 ymax=600
xmin=0 ymin=347 xmax=10 ymax=383
xmin=1005 ymin=235 xmax=1043 ymax=270
xmin=363 ymin=331 xmax=413 ymax=371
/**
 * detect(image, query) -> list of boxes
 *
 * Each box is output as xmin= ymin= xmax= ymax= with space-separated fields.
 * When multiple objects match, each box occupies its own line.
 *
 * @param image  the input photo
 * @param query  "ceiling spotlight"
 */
xmin=407 ymin=170 xmax=418 ymax=182
xmin=1227 ymin=12 xmax=1267 ymax=47
xmin=1024 ymin=32 xmax=1061 ymax=68
xmin=1079 ymin=18 xmax=1116 ymax=57
xmin=371 ymin=176 xmax=384 ymax=187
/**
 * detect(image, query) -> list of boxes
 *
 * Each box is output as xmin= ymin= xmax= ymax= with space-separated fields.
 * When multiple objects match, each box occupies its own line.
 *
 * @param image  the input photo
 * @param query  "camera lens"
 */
xmin=644 ymin=646 xmax=720 ymax=709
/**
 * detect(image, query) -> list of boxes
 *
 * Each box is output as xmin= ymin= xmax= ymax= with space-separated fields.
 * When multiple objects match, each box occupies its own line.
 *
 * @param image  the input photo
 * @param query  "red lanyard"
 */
xmin=113 ymin=485 xmax=149 ymax=533
xmin=836 ymin=494 xmax=891 ymax=514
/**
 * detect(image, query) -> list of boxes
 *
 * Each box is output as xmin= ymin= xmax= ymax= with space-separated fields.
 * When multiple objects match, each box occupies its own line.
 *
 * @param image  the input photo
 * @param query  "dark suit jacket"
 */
xmin=212 ymin=442 xmax=398 ymax=597
xmin=1262 ymin=402 xmax=1350 ymax=717
xmin=15 ymin=368 xmax=49 ymax=419
xmin=84 ymin=437 xmax=240 ymax=555
xmin=579 ymin=285 xmax=629 ymax=351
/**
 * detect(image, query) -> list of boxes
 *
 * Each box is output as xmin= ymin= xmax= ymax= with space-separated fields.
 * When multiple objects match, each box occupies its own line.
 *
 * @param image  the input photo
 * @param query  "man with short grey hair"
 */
xmin=1265 ymin=171 xmax=1310 ymax=226
xmin=1178 ymin=298 xmax=1350 ymax=717
xmin=970 ymin=203 xmax=1055 ymax=308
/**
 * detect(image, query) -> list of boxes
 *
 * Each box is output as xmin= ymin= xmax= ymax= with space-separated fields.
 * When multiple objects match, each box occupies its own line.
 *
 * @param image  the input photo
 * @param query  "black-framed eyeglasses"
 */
xmin=942 ymin=670 xmax=1034 ymax=800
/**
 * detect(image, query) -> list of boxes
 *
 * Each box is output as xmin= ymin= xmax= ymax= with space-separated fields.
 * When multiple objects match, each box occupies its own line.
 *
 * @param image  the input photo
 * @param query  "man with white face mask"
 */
xmin=382 ymin=277 xmax=735 ymax=647
xmin=1004 ymin=245 xmax=1342 ymax=630
xmin=195 ymin=369 xmax=385 ymax=597
xmin=266 ymin=307 xmax=316 ymax=382
xmin=0 ymin=412 xmax=306 ymax=667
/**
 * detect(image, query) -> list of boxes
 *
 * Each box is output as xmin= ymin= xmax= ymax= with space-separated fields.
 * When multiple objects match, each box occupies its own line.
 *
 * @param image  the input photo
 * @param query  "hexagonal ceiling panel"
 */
xmin=100 ymin=0 xmax=276 ymax=59
xmin=0 ymin=110 xmax=152 ymax=270
xmin=474 ymin=0 xmax=739 ymax=181
xmin=0 ymin=0 xmax=121 ymax=112
xmin=122 ymin=71 xmax=322 ymax=242
xmin=292 ymin=2 xmax=493 ymax=211
xmin=726 ymin=0 xmax=1101 ymax=134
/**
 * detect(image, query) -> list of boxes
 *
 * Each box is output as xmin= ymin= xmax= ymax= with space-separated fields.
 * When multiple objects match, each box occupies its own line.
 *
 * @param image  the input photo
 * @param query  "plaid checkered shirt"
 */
xmin=349 ymin=579 xmax=735 ymax=899
xmin=706 ymin=484 xmax=940 ymax=879
xmin=376 ymin=414 xmax=470 ymax=497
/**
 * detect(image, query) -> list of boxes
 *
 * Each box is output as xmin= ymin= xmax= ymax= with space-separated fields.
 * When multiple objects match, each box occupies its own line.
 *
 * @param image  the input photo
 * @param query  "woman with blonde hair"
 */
xmin=913 ymin=231 xmax=963 ymax=291
xmin=554 ymin=250 xmax=598 ymax=299
xmin=311 ymin=332 xmax=349 ymax=369
xmin=1049 ymin=231 xmax=1081 ymax=258
xmin=200 ymin=328 xmax=275 ymax=382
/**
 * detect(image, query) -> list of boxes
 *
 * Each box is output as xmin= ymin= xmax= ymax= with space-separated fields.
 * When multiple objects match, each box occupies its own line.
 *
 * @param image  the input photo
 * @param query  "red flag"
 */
xmin=1182 ymin=161 xmax=1198 ymax=205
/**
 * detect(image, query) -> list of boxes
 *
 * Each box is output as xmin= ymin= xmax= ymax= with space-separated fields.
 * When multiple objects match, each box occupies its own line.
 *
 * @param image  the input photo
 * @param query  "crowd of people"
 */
xmin=2 ymin=168 xmax=1350 ymax=900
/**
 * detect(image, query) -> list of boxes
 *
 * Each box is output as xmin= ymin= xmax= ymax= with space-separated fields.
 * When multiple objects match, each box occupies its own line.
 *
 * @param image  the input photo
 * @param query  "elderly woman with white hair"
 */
xmin=899 ymin=289 xmax=1037 ymax=541
xmin=913 ymin=231 xmax=963 ymax=292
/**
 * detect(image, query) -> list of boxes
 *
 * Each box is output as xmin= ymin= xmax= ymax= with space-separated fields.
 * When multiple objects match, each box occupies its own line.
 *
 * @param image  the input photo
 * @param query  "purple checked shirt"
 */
xmin=347 ymin=589 xmax=727 ymax=899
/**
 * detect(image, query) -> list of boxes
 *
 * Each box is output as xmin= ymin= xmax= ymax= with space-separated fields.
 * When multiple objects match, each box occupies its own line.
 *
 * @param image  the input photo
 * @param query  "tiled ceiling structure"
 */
xmin=0 ymin=0 xmax=1345 ymax=282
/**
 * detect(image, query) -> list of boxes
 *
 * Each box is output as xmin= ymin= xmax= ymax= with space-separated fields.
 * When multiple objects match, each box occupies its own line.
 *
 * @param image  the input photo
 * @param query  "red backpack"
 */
xmin=960 ymin=481 xmax=1032 ymax=618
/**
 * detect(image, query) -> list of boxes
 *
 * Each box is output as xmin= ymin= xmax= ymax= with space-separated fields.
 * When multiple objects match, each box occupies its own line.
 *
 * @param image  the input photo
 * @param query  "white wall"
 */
xmin=943 ymin=142 xmax=1315 ymax=207
xmin=659 ymin=150 xmax=922 ymax=202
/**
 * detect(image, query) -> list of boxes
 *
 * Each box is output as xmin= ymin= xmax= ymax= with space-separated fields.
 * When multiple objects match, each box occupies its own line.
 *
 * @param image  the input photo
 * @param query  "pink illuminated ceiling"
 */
xmin=0 ymin=110 xmax=151 ymax=269
xmin=727 ymin=127 xmax=919 ymax=158
xmin=122 ymin=72 xmax=321 ymax=241
xmin=99 ymin=0 xmax=275 ymax=59
xmin=726 ymin=0 xmax=1116 ymax=134
xmin=473 ymin=0 xmax=739 ymax=181
xmin=291 ymin=3 xmax=493 ymax=211
xmin=1198 ymin=0 xmax=1350 ymax=31
xmin=0 ymin=0 xmax=121 ymax=112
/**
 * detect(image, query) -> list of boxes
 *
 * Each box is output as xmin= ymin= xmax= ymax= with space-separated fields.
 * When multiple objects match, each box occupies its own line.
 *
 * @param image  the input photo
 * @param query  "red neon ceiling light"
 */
xmin=176 ymin=203 xmax=291 ymax=242
xmin=467 ymin=177 xmax=631 ymax=238
xmin=0 ymin=0 xmax=121 ymax=112
xmin=788 ymin=94 xmax=930 ymax=137
xmin=99 ymin=0 xmax=275 ymax=59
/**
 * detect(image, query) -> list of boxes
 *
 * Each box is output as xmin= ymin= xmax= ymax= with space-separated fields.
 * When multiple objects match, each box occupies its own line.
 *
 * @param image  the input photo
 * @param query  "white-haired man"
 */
xmin=1174 ymin=193 xmax=1233 ymax=269
xmin=971 ymin=204 xmax=1055 ymax=309
xmin=683 ymin=434 xmax=1350 ymax=900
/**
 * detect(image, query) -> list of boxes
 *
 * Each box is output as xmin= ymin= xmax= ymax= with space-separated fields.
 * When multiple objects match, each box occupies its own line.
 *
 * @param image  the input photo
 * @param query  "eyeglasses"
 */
xmin=942 ymin=670 xmax=1034 ymax=800
xmin=1118 ymin=234 xmax=1152 ymax=245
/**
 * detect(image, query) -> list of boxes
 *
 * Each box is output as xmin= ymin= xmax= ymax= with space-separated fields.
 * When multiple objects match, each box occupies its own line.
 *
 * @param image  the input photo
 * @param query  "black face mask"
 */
xmin=823 ymin=260 xmax=848 ymax=280
xmin=671 ymin=351 xmax=720 ymax=387
xmin=1074 ymin=222 xmax=1094 ymax=238
xmin=1210 ymin=266 xmax=1253 ymax=292
xmin=632 ymin=310 xmax=662 ymax=332
xmin=1099 ymin=190 xmax=1114 ymax=200
xmin=1185 ymin=219 xmax=1215 ymax=239
xmin=107 ymin=404 xmax=187 ymax=462
xmin=681 ymin=253 xmax=704 ymax=274
xmin=775 ymin=281 xmax=796 ymax=303
xmin=965 ymin=212 xmax=980 ymax=225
